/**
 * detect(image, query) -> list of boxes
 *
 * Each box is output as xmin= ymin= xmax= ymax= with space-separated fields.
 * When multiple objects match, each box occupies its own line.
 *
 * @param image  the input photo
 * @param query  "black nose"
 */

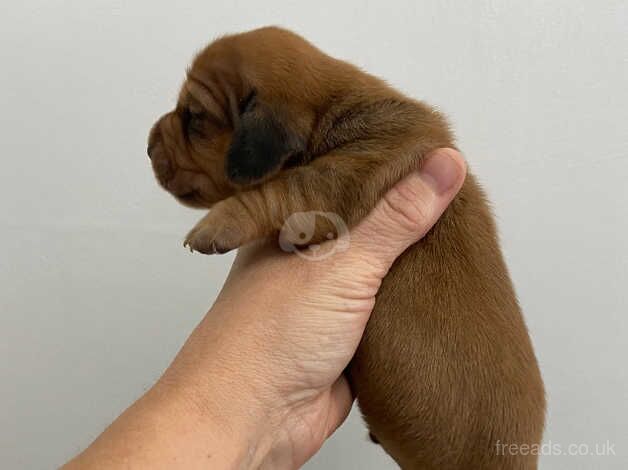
xmin=147 ymin=123 xmax=162 ymax=160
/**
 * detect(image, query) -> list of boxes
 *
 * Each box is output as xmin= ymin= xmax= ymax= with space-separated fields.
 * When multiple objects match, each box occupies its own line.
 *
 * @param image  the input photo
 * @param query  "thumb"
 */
xmin=350 ymin=148 xmax=466 ymax=268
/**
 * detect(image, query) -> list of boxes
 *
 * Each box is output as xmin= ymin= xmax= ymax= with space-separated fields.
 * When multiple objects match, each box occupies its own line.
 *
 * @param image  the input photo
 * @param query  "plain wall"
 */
xmin=1 ymin=1 xmax=627 ymax=468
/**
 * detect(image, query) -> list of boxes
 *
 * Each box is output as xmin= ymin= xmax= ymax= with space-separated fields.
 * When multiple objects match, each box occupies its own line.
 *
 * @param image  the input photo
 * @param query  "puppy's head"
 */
xmin=147 ymin=27 xmax=332 ymax=208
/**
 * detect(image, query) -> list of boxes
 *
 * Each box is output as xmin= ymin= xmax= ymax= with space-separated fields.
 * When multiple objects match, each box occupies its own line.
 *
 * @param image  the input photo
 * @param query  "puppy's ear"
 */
xmin=226 ymin=94 xmax=304 ymax=185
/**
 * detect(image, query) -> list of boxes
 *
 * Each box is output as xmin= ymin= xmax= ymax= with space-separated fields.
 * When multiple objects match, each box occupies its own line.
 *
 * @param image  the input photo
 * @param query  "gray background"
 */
xmin=1 ymin=1 xmax=627 ymax=468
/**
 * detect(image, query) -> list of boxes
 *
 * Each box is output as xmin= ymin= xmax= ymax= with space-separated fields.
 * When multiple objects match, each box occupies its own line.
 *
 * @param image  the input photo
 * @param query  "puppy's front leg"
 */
xmin=183 ymin=199 xmax=253 ymax=254
xmin=184 ymin=147 xmax=423 ymax=255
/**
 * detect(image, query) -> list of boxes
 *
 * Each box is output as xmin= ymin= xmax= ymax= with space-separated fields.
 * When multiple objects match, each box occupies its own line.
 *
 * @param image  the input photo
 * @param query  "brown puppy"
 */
xmin=147 ymin=27 xmax=545 ymax=469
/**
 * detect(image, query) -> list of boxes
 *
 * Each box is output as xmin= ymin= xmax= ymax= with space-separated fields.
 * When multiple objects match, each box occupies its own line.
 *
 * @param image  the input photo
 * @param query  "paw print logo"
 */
xmin=279 ymin=211 xmax=350 ymax=260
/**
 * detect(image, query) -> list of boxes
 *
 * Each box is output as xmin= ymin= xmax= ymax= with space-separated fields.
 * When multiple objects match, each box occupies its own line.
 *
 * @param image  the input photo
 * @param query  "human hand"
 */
xmin=164 ymin=148 xmax=467 ymax=468
xmin=64 ymin=148 xmax=466 ymax=470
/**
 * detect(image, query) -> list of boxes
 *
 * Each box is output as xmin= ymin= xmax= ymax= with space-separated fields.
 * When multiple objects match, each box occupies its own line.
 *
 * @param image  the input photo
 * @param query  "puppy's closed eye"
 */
xmin=180 ymin=108 xmax=208 ymax=137
xmin=238 ymin=90 xmax=256 ymax=114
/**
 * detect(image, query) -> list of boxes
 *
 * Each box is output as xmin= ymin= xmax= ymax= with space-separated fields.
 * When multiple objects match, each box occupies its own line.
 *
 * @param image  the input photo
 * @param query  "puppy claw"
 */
xmin=184 ymin=221 xmax=242 ymax=255
xmin=183 ymin=240 xmax=195 ymax=253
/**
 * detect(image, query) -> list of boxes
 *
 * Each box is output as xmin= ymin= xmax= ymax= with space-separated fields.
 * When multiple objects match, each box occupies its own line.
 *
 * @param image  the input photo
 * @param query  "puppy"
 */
xmin=147 ymin=27 xmax=545 ymax=469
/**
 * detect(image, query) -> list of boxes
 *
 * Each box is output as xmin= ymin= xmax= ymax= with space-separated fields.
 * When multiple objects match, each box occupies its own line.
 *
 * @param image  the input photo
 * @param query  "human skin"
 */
xmin=63 ymin=148 xmax=466 ymax=470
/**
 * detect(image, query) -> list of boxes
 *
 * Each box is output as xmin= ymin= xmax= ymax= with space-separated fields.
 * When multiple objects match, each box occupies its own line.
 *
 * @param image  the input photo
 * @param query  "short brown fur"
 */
xmin=148 ymin=27 xmax=545 ymax=469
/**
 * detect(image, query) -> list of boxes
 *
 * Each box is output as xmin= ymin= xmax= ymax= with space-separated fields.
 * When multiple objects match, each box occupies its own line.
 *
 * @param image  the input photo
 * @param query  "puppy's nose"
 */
xmin=147 ymin=123 xmax=162 ymax=160
xmin=147 ymin=143 xmax=155 ymax=160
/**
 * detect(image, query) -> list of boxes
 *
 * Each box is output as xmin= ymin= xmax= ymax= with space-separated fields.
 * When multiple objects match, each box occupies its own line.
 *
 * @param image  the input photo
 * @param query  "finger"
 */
xmin=325 ymin=374 xmax=354 ymax=438
xmin=350 ymin=148 xmax=467 ymax=269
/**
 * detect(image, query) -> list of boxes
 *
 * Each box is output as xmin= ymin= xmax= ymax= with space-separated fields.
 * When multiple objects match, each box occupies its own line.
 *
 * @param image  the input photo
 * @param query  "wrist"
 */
xmin=157 ymin=331 xmax=297 ymax=468
xmin=142 ymin=377 xmax=274 ymax=469
xmin=62 ymin=373 xmax=279 ymax=470
xmin=157 ymin=298 xmax=335 ymax=469
xmin=166 ymin=368 xmax=331 ymax=469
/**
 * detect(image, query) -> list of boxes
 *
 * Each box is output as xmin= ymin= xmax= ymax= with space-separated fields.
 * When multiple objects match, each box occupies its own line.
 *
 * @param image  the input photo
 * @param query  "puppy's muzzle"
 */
xmin=147 ymin=120 xmax=177 ymax=189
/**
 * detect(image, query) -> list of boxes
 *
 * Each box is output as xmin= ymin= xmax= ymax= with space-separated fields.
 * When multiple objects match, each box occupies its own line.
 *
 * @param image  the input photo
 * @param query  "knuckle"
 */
xmin=380 ymin=181 xmax=434 ymax=234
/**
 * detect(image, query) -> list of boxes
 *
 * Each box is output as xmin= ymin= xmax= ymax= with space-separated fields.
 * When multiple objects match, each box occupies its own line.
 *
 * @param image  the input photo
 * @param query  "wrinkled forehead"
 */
xmin=176 ymin=82 xmax=201 ymax=111
xmin=176 ymin=75 xmax=230 ymax=124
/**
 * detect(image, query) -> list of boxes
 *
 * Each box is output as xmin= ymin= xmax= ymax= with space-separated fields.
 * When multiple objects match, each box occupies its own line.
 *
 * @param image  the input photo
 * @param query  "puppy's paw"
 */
xmin=184 ymin=212 xmax=244 ymax=255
